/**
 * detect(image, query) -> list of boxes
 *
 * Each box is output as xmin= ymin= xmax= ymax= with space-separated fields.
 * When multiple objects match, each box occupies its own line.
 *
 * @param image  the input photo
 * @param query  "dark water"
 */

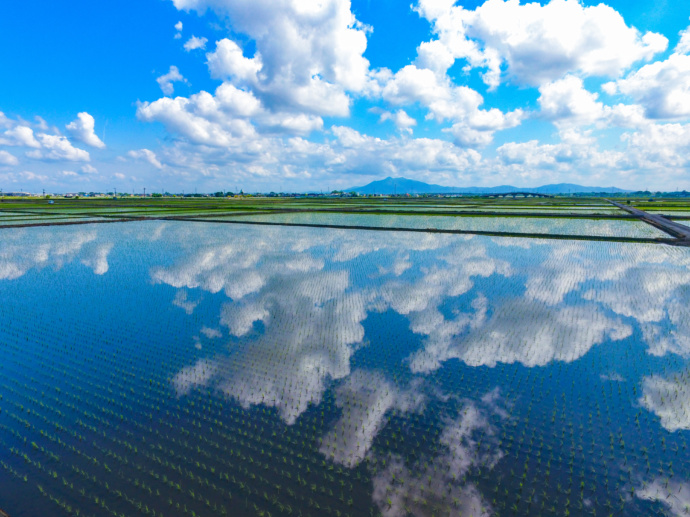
xmin=1 ymin=221 xmax=689 ymax=517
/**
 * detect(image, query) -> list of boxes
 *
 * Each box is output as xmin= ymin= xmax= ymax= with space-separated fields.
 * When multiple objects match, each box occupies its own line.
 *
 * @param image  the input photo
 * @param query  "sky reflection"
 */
xmin=2 ymin=221 xmax=690 ymax=516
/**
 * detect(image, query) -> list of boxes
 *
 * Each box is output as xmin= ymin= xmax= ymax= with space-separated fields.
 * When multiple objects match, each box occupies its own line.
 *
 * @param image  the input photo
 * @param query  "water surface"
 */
xmin=1 ymin=221 xmax=689 ymax=517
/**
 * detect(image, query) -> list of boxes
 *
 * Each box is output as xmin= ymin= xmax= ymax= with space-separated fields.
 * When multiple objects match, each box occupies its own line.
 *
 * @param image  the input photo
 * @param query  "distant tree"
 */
xmin=214 ymin=191 xmax=224 ymax=197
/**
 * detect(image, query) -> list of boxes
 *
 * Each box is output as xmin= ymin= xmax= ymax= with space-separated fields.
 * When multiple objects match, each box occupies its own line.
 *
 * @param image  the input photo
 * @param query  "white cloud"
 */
xmin=137 ymin=89 xmax=258 ymax=146
xmin=80 ymin=164 xmax=98 ymax=174
xmin=498 ymin=140 xmax=558 ymax=167
xmin=0 ymin=125 xmax=41 ymax=148
xmin=156 ymin=65 xmax=187 ymax=96
xmin=138 ymin=80 xmax=330 ymax=146
xmin=34 ymin=116 xmax=49 ymax=131
xmin=128 ymin=148 xmax=163 ymax=169
xmin=171 ymin=0 xmax=373 ymax=116
xmin=66 ymin=112 xmax=106 ymax=149
xmin=27 ymin=134 xmax=90 ymax=162
xmin=382 ymin=64 xmax=523 ymax=146
xmin=676 ymin=22 xmax=690 ymax=55
xmin=538 ymin=75 xmax=606 ymax=126
xmin=175 ymin=21 xmax=183 ymax=32
xmin=415 ymin=0 xmax=667 ymax=89
xmin=379 ymin=109 xmax=417 ymax=134
xmin=184 ymin=35 xmax=208 ymax=51
xmin=606 ymin=53 xmax=690 ymax=119
xmin=623 ymin=122 xmax=690 ymax=169
xmin=206 ymin=38 xmax=262 ymax=83
xmin=0 ymin=150 xmax=18 ymax=166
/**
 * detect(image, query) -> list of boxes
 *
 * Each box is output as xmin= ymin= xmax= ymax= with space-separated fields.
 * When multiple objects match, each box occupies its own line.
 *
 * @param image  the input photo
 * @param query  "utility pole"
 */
xmin=143 ymin=187 xmax=146 ymax=198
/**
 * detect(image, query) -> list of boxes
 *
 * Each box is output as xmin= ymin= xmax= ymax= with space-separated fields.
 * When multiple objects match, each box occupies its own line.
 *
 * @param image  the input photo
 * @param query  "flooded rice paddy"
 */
xmin=1 ymin=218 xmax=690 ymax=517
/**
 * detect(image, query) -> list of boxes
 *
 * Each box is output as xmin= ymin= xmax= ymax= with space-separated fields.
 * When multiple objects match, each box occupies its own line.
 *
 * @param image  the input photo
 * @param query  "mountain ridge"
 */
xmin=346 ymin=177 xmax=630 ymax=195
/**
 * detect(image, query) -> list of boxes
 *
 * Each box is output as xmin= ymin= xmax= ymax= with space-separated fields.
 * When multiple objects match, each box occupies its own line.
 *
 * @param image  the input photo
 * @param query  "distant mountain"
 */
xmin=346 ymin=177 xmax=630 ymax=195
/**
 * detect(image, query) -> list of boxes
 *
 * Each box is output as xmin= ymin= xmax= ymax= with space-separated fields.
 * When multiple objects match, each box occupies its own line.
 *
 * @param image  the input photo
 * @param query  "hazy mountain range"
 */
xmin=346 ymin=177 xmax=630 ymax=195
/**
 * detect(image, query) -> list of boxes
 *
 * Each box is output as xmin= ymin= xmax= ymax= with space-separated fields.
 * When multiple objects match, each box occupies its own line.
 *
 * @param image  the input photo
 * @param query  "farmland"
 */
xmin=1 ymin=196 xmax=690 ymax=516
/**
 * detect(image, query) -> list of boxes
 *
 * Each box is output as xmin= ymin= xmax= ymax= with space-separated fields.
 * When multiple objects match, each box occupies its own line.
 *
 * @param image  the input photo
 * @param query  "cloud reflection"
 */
xmin=640 ymin=375 xmax=690 ymax=432
xmin=0 ymin=227 xmax=112 ymax=279
xmin=320 ymin=370 xmax=425 ymax=468
xmin=370 ymin=389 xmax=504 ymax=517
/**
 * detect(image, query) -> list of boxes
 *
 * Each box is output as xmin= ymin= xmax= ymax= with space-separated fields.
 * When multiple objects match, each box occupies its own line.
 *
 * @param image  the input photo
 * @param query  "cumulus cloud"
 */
xmin=0 ymin=125 xmax=41 ymax=148
xmin=138 ymin=81 xmax=327 ymax=145
xmin=622 ymin=122 xmax=690 ymax=171
xmin=379 ymin=109 xmax=417 ymax=134
xmin=382 ymin=64 xmax=523 ymax=146
xmin=171 ymin=0 xmax=372 ymax=116
xmin=207 ymin=39 xmax=263 ymax=83
xmin=415 ymin=0 xmax=667 ymax=88
xmin=605 ymin=53 xmax=690 ymax=119
xmin=678 ymin=23 xmax=690 ymax=55
xmin=27 ymin=134 xmax=90 ymax=162
xmin=138 ymin=90 xmax=256 ymax=146
xmin=184 ymin=35 xmax=208 ymax=51
xmin=128 ymin=148 xmax=163 ymax=169
xmin=0 ymin=150 xmax=18 ymax=166
xmin=538 ymin=75 xmax=607 ymax=126
xmin=156 ymin=65 xmax=187 ymax=96
xmin=66 ymin=112 xmax=106 ymax=148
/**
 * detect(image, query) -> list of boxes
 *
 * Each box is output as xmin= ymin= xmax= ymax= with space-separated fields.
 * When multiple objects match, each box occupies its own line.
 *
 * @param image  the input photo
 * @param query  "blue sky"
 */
xmin=1 ymin=0 xmax=690 ymax=192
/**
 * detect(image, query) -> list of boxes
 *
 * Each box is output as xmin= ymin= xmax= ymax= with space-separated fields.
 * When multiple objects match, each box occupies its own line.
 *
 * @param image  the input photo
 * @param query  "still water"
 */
xmin=1 ymin=221 xmax=689 ymax=516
